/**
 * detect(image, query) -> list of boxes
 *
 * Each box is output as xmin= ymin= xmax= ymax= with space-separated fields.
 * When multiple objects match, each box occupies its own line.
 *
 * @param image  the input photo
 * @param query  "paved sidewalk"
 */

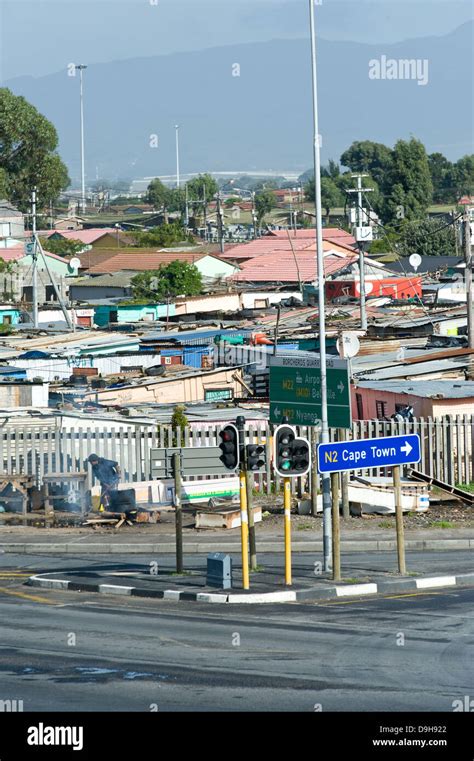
xmin=1 ymin=525 xmax=473 ymax=553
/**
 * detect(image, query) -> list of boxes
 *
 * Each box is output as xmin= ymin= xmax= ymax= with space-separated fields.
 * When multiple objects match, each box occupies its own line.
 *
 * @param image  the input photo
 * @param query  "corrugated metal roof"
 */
xmin=356 ymin=380 xmax=474 ymax=399
xmin=232 ymin=251 xmax=358 ymax=283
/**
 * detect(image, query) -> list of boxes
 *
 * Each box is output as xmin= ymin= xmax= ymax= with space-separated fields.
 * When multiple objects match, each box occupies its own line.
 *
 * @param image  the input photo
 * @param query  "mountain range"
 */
xmin=4 ymin=21 xmax=473 ymax=182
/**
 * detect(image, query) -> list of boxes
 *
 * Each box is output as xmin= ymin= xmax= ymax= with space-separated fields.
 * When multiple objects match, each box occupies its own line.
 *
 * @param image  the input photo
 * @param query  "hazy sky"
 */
xmin=1 ymin=0 xmax=473 ymax=82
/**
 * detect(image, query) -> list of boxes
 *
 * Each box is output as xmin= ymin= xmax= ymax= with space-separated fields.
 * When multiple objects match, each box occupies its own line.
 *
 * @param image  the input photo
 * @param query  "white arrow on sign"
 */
xmin=274 ymin=407 xmax=281 ymax=418
xmin=400 ymin=441 xmax=412 ymax=457
xmin=337 ymin=381 xmax=345 ymax=393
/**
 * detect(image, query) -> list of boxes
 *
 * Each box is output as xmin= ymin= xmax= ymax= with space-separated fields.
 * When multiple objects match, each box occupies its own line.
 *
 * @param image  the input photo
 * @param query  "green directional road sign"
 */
xmin=269 ymin=353 xmax=351 ymax=429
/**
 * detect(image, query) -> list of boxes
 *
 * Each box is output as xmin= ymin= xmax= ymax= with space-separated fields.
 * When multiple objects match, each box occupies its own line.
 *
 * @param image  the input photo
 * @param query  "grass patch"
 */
xmin=456 ymin=482 xmax=474 ymax=493
xmin=430 ymin=521 xmax=456 ymax=529
xmin=170 ymin=570 xmax=194 ymax=576
xmin=343 ymin=578 xmax=362 ymax=584
xmin=296 ymin=523 xmax=313 ymax=531
xmin=250 ymin=565 xmax=265 ymax=573
xmin=378 ymin=520 xmax=393 ymax=529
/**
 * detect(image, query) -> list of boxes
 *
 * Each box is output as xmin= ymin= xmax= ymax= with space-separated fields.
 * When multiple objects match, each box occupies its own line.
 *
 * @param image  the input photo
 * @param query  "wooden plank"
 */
xmin=427 ymin=417 xmax=434 ymax=478
xmin=463 ymin=415 xmax=470 ymax=485
xmin=127 ymin=426 xmax=134 ymax=482
xmin=456 ymin=415 xmax=462 ymax=486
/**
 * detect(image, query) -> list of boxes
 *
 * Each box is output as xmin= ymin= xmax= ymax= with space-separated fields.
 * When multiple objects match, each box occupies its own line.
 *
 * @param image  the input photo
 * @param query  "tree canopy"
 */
xmin=0 ymin=88 xmax=70 ymax=211
xmin=254 ymin=189 xmax=276 ymax=225
xmin=39 ymin=237 xmax=84 ymax=257
xmin=131 ymin=261 xmax=202 ymax=300
xmin=133 ymin=222 xmax=193 ymax=248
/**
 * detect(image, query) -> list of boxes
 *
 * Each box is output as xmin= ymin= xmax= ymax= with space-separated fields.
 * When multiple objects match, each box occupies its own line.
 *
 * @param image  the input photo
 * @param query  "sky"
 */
xmin=1 ymin=0 xmax=473 ymax=82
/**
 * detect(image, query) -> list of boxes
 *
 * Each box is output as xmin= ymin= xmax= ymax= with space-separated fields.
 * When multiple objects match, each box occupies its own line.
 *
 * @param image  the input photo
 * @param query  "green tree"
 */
xmin=380 ymin=138 xmax=433 ymax=225
xmin=0 ymin=88 xmax=70 ymax=211
xmin=134 ymin=222 xmax=192 ymax=248
xmin=146 ymin=178 xmax=172 ymax=218
xmin=397 ymin=218 xmax=456 ymax=257
xmin=131 ymin=261 xmax=202 ymax=300
xmin=340 ymin=140 xmax=393 ymax=188
xmin=254 ymin=189 xmax=276 ymax=225
xmin=305 ymin=176 xmax=344 ymax=218
xmin=449 ymin=155 xmax=474 ymax=201
xmin=39 ymin=237 xmax=84 ymax=256
xmin=428 ymin=152 xmax=453 ymax=204
xmin=187 ymin=173 xmax=219 ymax=222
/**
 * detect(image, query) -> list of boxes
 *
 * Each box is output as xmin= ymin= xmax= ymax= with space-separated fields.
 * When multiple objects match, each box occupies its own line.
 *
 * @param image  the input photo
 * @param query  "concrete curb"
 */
xmin=27 ymin=571 xmax=474 ymax=604
xmin=3 ymin=538 xmax=474 ymax=555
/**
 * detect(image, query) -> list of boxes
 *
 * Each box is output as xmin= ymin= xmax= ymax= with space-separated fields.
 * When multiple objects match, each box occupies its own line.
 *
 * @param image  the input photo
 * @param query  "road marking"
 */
xmin=0 ymin=586 xmax=56 ymax=604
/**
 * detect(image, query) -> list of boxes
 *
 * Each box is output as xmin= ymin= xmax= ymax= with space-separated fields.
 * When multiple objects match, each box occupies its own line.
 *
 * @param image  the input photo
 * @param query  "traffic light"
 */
xmin=245 ymin=444 xmax=266 ymax=472
xmin=273 ymin=425 xmax=311 ymax=477
xmin=218 ymin=424 xmax=240 ymax=471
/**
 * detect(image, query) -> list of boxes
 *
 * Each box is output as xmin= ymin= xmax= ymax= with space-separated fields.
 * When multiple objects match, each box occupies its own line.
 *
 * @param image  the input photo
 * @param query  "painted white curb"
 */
xmin=228 ymin=591 xmax=297 ymax=604
xmin=196 ymin=593 xmax=228 ymax=603
xmin=98 ymin=584 xmax=133 ymax=595
xmin=163 ymin=590 xmax=181 ymax=600
xmin=415 ymin=576 xmax=457 ymax=589
xmin=29 ymin=575 xmax=70 ymax=590
xmin=335 ymin=583 xmax=378 ymax=597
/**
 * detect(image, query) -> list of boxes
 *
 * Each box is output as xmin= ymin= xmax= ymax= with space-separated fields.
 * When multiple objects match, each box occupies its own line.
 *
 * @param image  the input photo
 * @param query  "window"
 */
xmin=356 ymin=393 xmax=364 ymax=419
xmin=376 ymin=400 xmax=387 ymax=419
xmin=395 ymin=403 xmax=406 ymax=413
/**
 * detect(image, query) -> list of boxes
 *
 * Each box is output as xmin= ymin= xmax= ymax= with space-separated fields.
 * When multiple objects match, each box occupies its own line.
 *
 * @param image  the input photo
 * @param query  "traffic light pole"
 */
xmin=239 ymin=470 xmax=250 ymax=590
xmin=245 ymin=469 xmax=257 ymax=571
xmin=236 ymin=416 xmax=250 ymax=589
xmin=309 ymin=0 xmax=332 ymax=572
xmin=283 ymin=478 xmax=292 ymax=585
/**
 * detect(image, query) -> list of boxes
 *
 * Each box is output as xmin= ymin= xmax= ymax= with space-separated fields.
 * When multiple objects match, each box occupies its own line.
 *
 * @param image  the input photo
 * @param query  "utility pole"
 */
xmin=463 ymin=206 xmax=474 ymax=348
xmin=347 ymin=174 xmax=374 ymax=331
xmin=184 ymin=183 xmax=189 ymax=230
xmin=251 ymin=191 xmax=258 ymax=239
xmin=31 ymin=188 xmax=39 ymax=329
xmin=75 ymin=64 xmax=87 ymax=215
xmin=217 ymin=193 xmax=225 ymax=254
xmin=175 ymin=124 xmax=180 ymax=188
xmin=309 ymin=0 xmax=331 ymax=571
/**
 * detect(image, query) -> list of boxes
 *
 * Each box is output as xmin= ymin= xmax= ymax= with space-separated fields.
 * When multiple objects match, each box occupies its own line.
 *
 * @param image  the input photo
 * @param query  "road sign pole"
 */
xmin=173 ymin=452 xmax=183 ymax=574
xmin=330 ymin=471 xmax=341 ymax=582
xmin=283 ymin=477 xmax=292 ymax=585
xmin=309 ymin=0 xmax=332 ymax=572
xmin=393 ymin=465 xmax=407 ymax=575
xmin=239 ymin=470 xmax=250 ymax=590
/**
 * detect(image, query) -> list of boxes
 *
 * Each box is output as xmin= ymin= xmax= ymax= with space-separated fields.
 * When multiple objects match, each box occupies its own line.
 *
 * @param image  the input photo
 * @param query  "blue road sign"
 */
xmin=317 ymin=434 xmax=421 ymax=474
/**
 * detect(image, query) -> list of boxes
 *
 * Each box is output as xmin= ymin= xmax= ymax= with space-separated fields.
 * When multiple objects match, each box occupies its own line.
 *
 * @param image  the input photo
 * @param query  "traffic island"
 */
xmin=27 ymin=562 xmax=474 ymax=604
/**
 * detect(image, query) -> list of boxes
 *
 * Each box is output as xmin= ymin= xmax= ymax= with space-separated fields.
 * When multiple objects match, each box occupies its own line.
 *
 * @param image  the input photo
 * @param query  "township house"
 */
xmin=352 ymin=380 xmax=474 ymax=420
xmin=223 ymin=228 xmax=421 ymax=297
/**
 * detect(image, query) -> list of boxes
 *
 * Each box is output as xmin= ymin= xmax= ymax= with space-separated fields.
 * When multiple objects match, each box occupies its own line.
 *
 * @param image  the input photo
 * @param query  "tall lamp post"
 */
xmin=175 ymin=124 xmax=180 ymax=189
xmin=309 ymin=0 xmax=332 ymax=571
xmin=75 ymin=64 xmax=87 ymax=215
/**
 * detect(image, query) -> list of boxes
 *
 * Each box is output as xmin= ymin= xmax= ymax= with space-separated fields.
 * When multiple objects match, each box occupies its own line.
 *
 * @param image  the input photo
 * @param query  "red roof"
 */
xmin=82 ymin=249 xmax=219 ymax=274
xmin=266 ymin=227 xmax=357 ymax=246
xmin=42 ymin=228 xmax=122 ymax=245
xmin=0 ymin=245 xmax=67 ymax=264
xmin=232 ymin=250 xmax=357 ymax=283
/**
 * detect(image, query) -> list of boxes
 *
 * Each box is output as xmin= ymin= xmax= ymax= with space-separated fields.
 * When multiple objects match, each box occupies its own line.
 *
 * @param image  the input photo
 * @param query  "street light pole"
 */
xmin=175 ymin=124 xmax=180 ymax=189
xmin=309 ymin=0 xmax=332 ymax=571
xmin=75 ymin=64 xmax=87 ymax=215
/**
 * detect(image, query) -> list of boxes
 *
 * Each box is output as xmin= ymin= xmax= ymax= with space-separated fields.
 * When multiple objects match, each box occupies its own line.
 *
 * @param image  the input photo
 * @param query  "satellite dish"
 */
xmin=355 ymin=280 xmax=373 ymax=296
xmin=69 ymin=257 xmax=81 ymax=270
xmin=337 ymin=332 xmax=360 ymax=359
xmin=409 ymin=253 xmax=422 ymax=272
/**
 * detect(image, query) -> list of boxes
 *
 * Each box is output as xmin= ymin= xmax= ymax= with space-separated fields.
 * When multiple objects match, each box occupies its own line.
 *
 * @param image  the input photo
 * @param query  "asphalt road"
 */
xmin=0 ymin=551 xmax=472 ymax=711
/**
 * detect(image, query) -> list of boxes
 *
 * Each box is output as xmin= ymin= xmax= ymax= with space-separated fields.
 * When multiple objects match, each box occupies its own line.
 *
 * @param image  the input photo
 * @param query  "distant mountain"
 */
xmin=4 ymin=22 xmax=473 ymax=181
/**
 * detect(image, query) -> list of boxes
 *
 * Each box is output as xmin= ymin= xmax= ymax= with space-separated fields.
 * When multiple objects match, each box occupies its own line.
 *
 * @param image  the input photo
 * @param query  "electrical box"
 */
xmin=206 ymin=553 xmax=232 ymax=589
